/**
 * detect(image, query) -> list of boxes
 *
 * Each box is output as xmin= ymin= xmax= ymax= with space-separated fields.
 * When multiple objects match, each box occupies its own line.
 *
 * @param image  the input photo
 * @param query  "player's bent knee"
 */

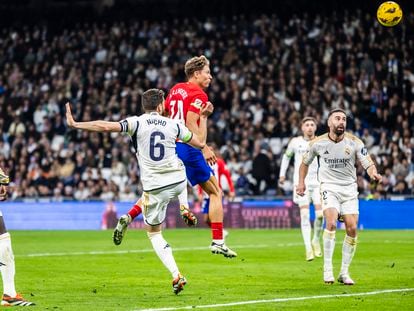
xmin=346 ymin=226 xmax=357 ymax=236
xmin=201 ymin=178 xmax=220 ymax=196
xmin=325 ymin=221 xmax=337 ymax=231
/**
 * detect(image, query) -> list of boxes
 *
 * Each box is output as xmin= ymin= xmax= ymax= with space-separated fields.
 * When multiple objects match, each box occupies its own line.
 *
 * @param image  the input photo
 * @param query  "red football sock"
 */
xmin=211 ymin=222 xmax=223 ymax=240
xmin=128 ymin=204 xmax=142 ymax=220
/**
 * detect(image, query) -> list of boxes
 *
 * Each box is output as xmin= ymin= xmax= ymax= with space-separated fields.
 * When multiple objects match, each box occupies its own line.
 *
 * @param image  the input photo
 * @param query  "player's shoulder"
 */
xmin=344 ymin=132 xmax=364 ymax=144
xmin=186 ymin=83 xmax=207 ymax=98
xmin=309 ymin=133 xmax=329 ymax=146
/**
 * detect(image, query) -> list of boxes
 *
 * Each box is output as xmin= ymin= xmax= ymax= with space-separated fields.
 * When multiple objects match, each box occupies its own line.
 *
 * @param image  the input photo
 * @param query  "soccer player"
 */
xmin=297 ymin=108 xmax=382 ymax=285
xmin=66 ymin=88 xmax=209 ymax=294
xmin=0 ymin=168 xmax=35 ymax=306
xmin=199 ymin=144 xmax=235 ymax=230
xmin=279 ymin=117 xmax=323 ymax=261
xmin=163 ymin=55 xmax=237 ymax=258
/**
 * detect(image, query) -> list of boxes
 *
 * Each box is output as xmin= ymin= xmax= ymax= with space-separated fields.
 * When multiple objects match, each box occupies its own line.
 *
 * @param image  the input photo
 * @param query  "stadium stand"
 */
xmin=0 ymin=0 xmax=413 ymax=200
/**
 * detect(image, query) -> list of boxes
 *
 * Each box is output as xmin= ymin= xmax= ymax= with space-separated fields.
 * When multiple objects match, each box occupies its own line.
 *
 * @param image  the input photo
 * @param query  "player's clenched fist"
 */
xmin=296 ymin=183 xmax=306 ymax=196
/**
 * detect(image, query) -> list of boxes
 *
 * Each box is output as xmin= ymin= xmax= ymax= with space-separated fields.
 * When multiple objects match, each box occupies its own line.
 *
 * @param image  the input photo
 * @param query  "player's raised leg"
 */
xmin=113 ymin=199 xmax=143 ymax=245
xmin=178 ymin=185 xmax=198 ymax=226
xmin=201 ymin=176 xmax=237 ymax=258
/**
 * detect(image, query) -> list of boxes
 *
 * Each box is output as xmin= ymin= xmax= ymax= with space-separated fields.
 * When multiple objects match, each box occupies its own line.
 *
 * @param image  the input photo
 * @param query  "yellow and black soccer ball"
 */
xmin=377 ymin=1 xmax=403 ymax=27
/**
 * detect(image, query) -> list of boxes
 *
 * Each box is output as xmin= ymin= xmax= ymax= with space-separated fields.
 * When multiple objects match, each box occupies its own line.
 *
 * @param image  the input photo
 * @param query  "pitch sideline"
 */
xmin=134 ymin=288 xmax=414 ymax=311
xmin=16 ymin=243 xmax=303 ymax=257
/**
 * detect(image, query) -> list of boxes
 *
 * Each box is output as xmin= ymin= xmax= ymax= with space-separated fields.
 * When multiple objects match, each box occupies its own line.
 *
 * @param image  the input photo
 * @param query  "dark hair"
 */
xmin=328 ymin=108 xmax=347 ymax=118
xmin=184 ymin=55 xmax=210 ymax=79
xmin=141 ymin=88 xmax=165 ymax=111
xmin=301 ymin=116 xmax=317 ymax=125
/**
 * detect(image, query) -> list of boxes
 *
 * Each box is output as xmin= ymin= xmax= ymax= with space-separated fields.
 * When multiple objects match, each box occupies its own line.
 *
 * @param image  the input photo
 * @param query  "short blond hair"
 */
xmin=301 ymin=116 xmax=317 ymax=125
xmin=184 ymin=55 xmax=210 ymax=79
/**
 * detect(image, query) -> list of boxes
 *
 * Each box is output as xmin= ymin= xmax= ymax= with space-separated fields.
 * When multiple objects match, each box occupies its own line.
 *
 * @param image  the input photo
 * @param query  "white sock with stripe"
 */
xmin=323 ymin=229 xmax=336 ymax=272
xmin=340 ymin=235 xmax=357 ymax=275
xmin=312 ymin=210 xmax=324 ymax=244
xmin=300 ymin=209 xmax=312 ymax=252
xmin=148 ymin=231 xmax=179 ymax=279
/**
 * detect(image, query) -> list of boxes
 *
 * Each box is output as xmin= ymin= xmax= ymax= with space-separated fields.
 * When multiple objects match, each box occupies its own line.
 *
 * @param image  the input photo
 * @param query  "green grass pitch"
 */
xmin=7 ymin=229 xmax=414 ymax=310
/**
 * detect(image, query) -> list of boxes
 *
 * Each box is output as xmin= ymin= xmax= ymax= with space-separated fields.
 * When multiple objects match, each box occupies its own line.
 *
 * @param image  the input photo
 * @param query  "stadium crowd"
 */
xmin=0 ymin=8 xmax=413 ymax=201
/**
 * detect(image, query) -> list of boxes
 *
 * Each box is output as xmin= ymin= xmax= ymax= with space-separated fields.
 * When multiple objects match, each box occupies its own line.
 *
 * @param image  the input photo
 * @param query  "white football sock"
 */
xmin=177 ymin=185 xmax=189 ymax=209
xmin=147 ymin=231 xmax=179 ymax=279
xmin=300 ymin=208 xmax=312 ymax=252
xmin=0 ymin=233 xmax=16 ymax=297
xmin=323 ymin=229 xmax=336 ymax=271
xmin=340 ymin=235 xmax=357 ymax=275
xmin=312 ymin=210 xmax=324 ymax=244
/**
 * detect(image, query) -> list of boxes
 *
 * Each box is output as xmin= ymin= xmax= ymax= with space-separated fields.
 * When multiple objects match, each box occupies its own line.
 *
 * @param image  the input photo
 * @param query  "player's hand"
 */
xmin=200 ymin=101 xmax=214 ymax=117
xmin=279 ymin=176 xmax=286 ymax=185
xmin=202 ymin=145 xmax=217 ymax=165
xmin=367 ymin=166 xmax=383 ymax=183
xmin=370 ymin=172 xmax=382 ymax=183
xmin=0 ymin=185 xmax=8 ymax=201
xmin=65 ymin=102 xmax=76 ymax=128
xmin=296 ymin=183 xmax=306 ymax=196
xmin=228 ymin=191 xmax=236 ymax=201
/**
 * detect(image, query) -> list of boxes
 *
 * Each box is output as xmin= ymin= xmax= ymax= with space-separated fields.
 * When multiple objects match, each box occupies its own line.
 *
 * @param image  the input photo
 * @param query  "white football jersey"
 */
xmin=302 ymin=132 xmax=374 ymax=186
xmin=279 ymin=136 xmax=319 ymax=186
xmin=119 ymin=112 xmax=193 ymax=191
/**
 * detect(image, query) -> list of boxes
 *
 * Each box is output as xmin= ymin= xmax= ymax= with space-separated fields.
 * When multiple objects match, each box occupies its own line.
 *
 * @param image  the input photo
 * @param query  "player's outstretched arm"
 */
xmin=296 ymin=162 xmax=309 ymax=196
xmin=66 ymin=103 xmax=121 ymax=132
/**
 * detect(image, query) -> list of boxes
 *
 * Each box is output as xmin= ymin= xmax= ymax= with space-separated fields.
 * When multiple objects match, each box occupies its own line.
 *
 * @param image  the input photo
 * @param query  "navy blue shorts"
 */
xmin=176 ymin=142 xmax=213 ymax=186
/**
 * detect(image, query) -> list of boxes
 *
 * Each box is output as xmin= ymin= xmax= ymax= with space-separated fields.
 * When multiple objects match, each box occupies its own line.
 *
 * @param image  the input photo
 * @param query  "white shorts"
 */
xmin=141 ymin=180 xmax=186 ymax=226
xmin=293 ymin=184 xmax=321 ymax=207
xmin=320 ymin=183 xmax=359 ymax=215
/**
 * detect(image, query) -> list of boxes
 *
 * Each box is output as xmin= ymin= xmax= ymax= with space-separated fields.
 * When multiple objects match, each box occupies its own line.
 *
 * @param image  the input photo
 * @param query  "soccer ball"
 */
xmin=377 ymin=1 xmax=403 ymax=27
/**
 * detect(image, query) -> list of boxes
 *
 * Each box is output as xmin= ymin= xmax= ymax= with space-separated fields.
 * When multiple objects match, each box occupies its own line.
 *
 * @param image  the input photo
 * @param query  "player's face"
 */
xmin=329 ymin=112 xmax=347 ymax=136
xmin=157 ymin=101 xmax=165 ymax=115
xmin=301 ymin=121 xmax=316 ymax=138
xmin=195 ymin=65 xmax=212 ymax=89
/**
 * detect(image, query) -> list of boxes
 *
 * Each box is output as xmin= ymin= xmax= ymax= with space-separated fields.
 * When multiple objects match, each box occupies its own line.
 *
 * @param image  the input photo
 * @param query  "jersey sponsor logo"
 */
xmin=323 ymin=158 xmax=351 ymax=169
xmin=361 ymin=147 xmax=368 ymax=156
xmin=324 ymin=150 xmax=329 ymax=154
xmin=190 ymin=98 xmax=203 ymax=109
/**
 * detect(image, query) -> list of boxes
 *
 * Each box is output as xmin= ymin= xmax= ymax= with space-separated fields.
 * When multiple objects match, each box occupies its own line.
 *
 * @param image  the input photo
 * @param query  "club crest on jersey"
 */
xmin=190 ymin=98 xmax=203 ymax=109
xmin=345 ymin=146 xmax=351 ymax=155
